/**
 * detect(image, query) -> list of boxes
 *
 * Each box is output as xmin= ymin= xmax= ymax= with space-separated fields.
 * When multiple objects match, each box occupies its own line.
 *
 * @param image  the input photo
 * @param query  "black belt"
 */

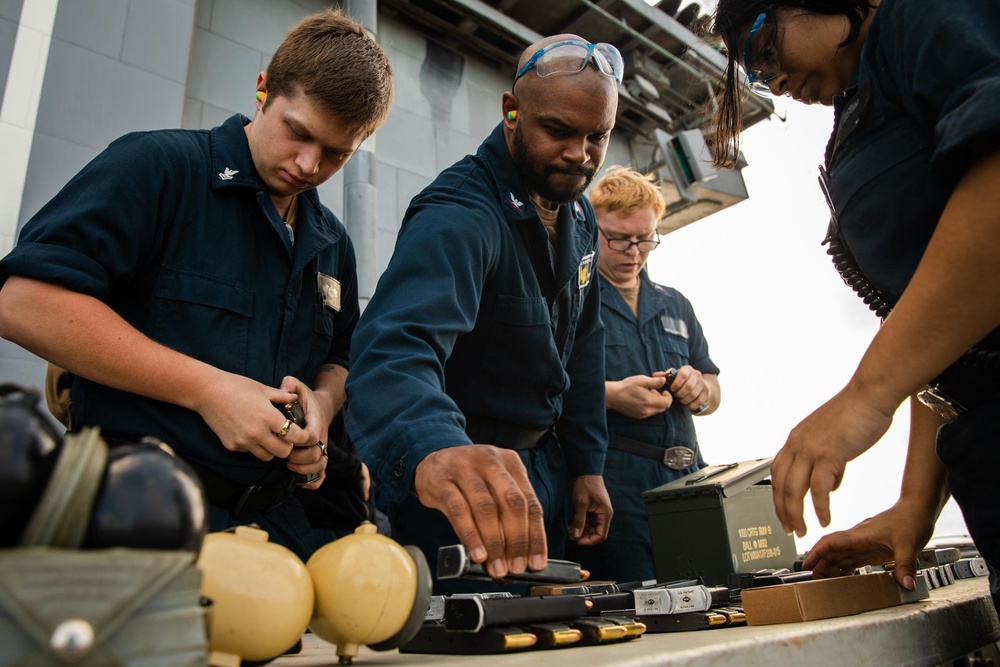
xmin=465 ymin=416 xmax=553 ymax=450
xmin=186 ymin=460 xmax=296 ymax=519
xmin=610 ymin=435 xmax=697 ymax=471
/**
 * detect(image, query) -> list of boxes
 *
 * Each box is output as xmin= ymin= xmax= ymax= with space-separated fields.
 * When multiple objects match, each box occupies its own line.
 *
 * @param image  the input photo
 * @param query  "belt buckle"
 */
xmin=663 ymin=446 xmax=696 ymax=470
xmin=917 ymin=385 xmax=963 ymax=422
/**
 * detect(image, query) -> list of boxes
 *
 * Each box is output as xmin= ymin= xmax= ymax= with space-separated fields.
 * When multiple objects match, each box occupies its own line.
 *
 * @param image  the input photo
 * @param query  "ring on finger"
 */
xmin=316 ymin=441 xmax=328 ymax=457
xmin=277 ymin=418 xmax=293 ymax=437
xmin=694 ymin=402 xmax=710 ymax=415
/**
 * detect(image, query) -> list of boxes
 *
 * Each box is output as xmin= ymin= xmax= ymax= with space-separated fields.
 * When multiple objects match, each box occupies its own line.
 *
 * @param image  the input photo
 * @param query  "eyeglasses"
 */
xmin=600 ymin=228 xmax=661 ymax=253
xmin=514 ymin=40 xmax=624 ymax=86
xmin=741 ymin=8 xmax=780 ymax=97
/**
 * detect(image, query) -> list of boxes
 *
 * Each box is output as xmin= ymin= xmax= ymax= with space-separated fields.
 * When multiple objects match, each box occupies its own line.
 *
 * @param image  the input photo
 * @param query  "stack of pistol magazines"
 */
xmin=400 ymin=545 xmax=748 ymax=654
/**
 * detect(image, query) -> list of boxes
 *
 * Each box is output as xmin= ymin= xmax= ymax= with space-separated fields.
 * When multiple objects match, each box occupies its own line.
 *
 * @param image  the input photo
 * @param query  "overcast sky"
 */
xmin=643 ymin=97 xmax=969 ymax=552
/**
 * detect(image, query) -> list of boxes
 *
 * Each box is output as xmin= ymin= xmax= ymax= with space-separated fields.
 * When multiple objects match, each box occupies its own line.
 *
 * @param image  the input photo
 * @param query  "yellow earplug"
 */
xmin=255 ymin=91 xmax=267 ymax=102
xmin=507 ymin=109 xmax=517 ymax=122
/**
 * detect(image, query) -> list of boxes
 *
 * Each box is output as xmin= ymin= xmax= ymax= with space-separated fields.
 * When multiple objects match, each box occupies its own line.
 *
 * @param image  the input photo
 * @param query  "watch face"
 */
xmin=917 ymin=387 xmax=961 ymax=422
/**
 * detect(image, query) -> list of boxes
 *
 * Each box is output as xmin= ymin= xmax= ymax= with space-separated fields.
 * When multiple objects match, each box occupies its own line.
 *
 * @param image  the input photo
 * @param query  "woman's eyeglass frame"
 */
xmin=600 ymin=228 xmax=661 ymax=253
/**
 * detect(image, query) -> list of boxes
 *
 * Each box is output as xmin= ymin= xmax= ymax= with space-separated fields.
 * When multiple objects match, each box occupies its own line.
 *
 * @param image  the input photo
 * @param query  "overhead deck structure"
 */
xmin=379 ymin=0 xmax=776 ymax=232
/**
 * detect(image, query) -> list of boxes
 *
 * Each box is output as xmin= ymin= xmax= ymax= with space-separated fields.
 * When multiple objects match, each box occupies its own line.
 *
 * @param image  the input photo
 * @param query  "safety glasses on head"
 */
xmin=514 ymin=40 xmax=624 ymax=86
xmin=741 ymin=7 xmax=780 ymax=97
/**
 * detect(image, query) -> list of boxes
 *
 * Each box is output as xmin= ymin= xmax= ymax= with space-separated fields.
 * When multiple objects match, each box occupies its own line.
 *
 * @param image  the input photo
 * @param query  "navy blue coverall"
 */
xmin=0 ymin=114 xmax=360 ymax=560
xmin=566 ymin=271 xmax=719 ymax=582
xmin=346 ymin=123 xmax=608 ymax=590
xmin=822 ymin=0 xmax=1000 ymax=608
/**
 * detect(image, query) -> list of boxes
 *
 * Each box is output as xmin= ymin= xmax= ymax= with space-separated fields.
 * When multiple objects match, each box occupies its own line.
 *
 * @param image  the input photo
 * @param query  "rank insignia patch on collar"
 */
xmin=506 ymin=191 xmax=524 ymax=213
xmin=218 ymin=167 xmax=239 ymax=181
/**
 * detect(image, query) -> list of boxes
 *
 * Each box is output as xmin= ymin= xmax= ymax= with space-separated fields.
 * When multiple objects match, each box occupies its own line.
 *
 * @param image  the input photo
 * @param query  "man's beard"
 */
xmin=511 ymin=124 xmax=596 ymax=205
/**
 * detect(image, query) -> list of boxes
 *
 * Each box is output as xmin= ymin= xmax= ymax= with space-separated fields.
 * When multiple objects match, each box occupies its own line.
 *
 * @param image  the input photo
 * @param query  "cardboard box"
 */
xmin=642 ymin=458 xmax=796 ymax=587
xmin=741 ymin=572 xmax=929 ymax=625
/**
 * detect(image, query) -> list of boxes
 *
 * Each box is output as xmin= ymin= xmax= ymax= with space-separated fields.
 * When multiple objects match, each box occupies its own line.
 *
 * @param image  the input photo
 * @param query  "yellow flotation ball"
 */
xmin=198 ymin=526 xmax=313 ymax=665
xmin=307 ymin=522 xmax=431 ymax=664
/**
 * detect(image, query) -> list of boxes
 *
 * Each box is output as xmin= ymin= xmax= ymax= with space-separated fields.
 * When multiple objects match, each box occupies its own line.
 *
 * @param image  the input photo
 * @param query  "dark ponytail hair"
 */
xmin=709 ymin=0 xmax=875 ymax=168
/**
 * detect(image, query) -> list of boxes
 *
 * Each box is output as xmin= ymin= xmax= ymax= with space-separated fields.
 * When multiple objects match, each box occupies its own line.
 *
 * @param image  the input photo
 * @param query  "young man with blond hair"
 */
xmin=566 ymin=166 xmax=721 ymax=582
xmin=0 ymin=9 xmax=392 ymax=560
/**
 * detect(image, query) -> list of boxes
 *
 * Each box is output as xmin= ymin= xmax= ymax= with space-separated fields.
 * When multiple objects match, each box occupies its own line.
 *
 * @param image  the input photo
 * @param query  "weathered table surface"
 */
xmin=273 ymin=577 xmax=998 ymax=667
